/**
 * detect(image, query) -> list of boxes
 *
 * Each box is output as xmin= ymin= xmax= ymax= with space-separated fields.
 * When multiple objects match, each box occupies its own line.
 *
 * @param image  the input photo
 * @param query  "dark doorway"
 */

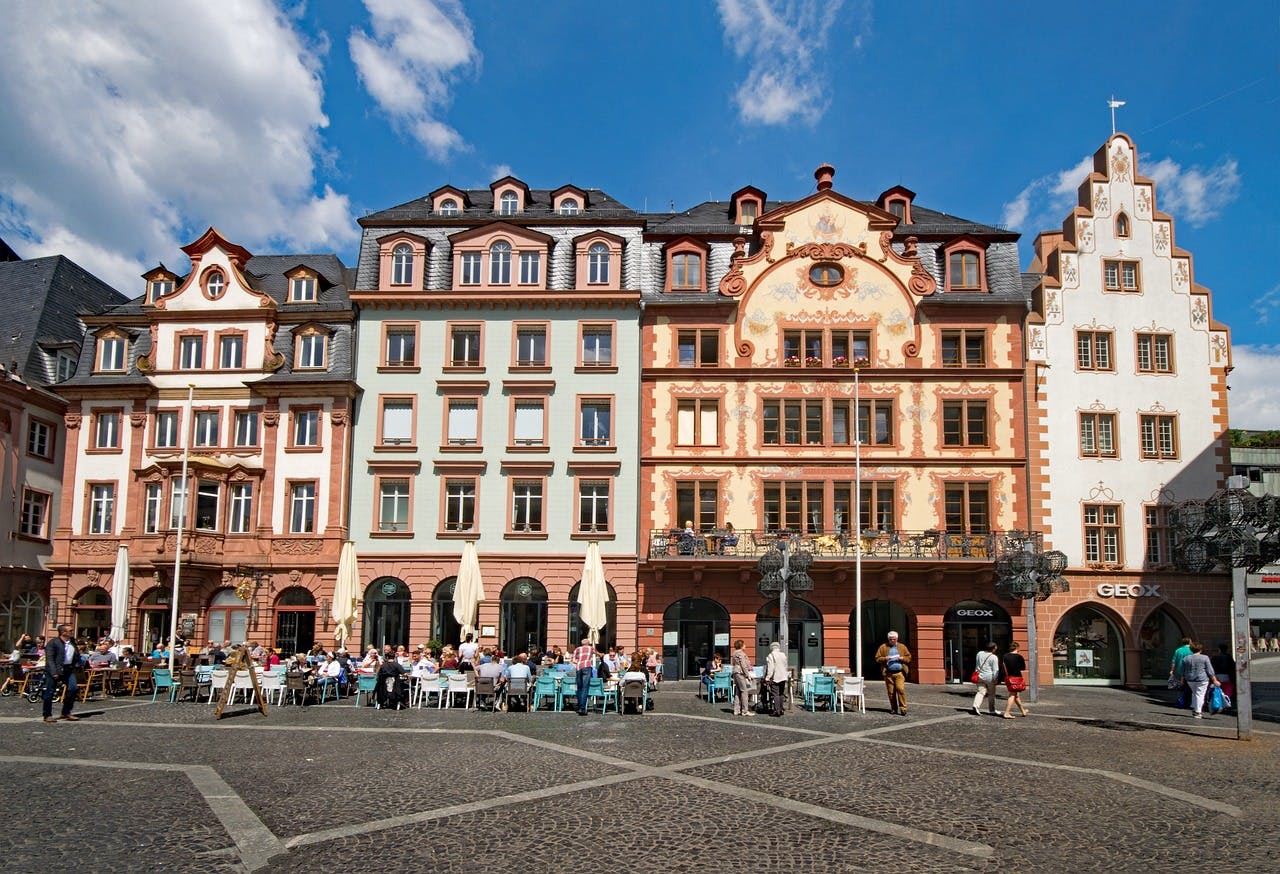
xmin=854 ymin=599 xmax=910 ymax=680
xmin=500 ymin=578 xmax=547 ymax=655
xmin=943 ymin=600 xmax=1011 ymax=683
xmin=662 ymin=597 xmax=730 ymax=679
xmin=756 ymin=597 xmax=823 ymax=669
xmin=274 ymin=587 xmax=317 ymax=655
xmin=364 ymin=577 xmax=411 ymax=651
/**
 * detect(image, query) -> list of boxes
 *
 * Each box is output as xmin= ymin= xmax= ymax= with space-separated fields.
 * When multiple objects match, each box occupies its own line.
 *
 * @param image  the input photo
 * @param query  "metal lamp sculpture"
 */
xmin=757 ymin=536 xmax=814 ymax=658
xmin=993 ymin=533 xmax=1068 ymax=703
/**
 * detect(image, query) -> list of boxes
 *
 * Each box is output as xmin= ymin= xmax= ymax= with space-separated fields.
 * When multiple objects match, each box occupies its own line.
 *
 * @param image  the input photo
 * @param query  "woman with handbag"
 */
xmin=971 ymin=642 xmax=1001 ymax=716
xmin=1002 ymin=641 xmax=1029 ymax=718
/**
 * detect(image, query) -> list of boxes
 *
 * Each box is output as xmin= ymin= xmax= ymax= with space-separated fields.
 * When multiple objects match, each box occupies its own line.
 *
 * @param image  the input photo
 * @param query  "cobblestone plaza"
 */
xmin=3 ymin=660 xmax=1277 ymax=872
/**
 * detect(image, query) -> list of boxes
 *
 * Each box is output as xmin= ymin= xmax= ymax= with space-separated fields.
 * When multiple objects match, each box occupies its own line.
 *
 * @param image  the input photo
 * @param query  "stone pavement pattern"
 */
xmin=1 ymin=673 xmax=1277 ymax=873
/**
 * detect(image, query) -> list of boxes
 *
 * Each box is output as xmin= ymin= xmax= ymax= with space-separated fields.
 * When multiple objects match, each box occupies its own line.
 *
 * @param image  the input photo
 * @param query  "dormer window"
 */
xmin=204 ymin=269 xmax=226 ymax=300
xmin=290 ymin=275 xmax=317 ymax=302
xmin=731 ymin=186 xmax=766 ymax=226
xmin=97 ymin=332 xmax=127 ymax=372
xmin=588 ymin=243 xmax=610 ymax=284
xmin=943 ymin=238 xmax=987 ymax=293
xmin=489 ymin=241 xmax=512 ymax=284
xmin=391 ymin=244 xmax=413 ymax=285
xmin=887 ymin=200 xmax=905 ymax=219
xmin=499 ymin=192 xmax=519 ymax=216
xmin=1115 ymin=211 xmax=1130 ymax=238
xmin=296 ymin=331 xmax=327 ymax=370
xmin=559 ymin=199 xmax=580 ymax=216
xmin=438 ymin=198 xmax=459 ymax=216
xmin=877 ymin=186 xmax=915 ymax=224
xmin=56 ymin=352 xmax=76 ymax=382
xmin=150 ymin=279 xmax=174 ymax=301
xmin=740 ymin=201 xmax=758 ymax=224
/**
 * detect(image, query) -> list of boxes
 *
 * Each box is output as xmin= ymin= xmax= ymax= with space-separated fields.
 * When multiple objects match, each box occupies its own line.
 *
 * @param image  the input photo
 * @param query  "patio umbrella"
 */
xmin=333 ymin=541 xmax=359 ymax=646
xmin=578 ymin=541 xmax=610 ymax=645
xmin=109 ymin=544 xmax=130 ymax=641
xmin=452 ymin=540 xmax=486 ymax=643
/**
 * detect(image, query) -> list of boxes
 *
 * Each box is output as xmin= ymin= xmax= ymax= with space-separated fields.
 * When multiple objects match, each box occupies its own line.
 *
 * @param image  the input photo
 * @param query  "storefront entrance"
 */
xmin=432 ymin=577 xmax=461 ymax=648
xmin=364 ymin=577 xmax=410 ymax=651
xmin=1138 ymin=606 xmax=1188 ymax=683
xmin=756 ymin=597 xmax=823 ymax=669
xmin=1053 ymin=604 xmax=1125 ymax=684
xmin=74 ymin=586 xmax=111 ymax=643
xmin=136 ymin=588 xmax=170 ymax=654
xmin=569 ymin=581 xmax=617 ymax=650
xmin=500 ymin=578 xmax=547 ymax=655
xmin=662 ymin=597 xmax=730 ymax=679
xmin=853 ymin=599 xmax=910 ymax=679
xmin=943 ymin=600 xmax=1012 ymax=683
xmin=274 ymin=587 xmax=316 ymax=655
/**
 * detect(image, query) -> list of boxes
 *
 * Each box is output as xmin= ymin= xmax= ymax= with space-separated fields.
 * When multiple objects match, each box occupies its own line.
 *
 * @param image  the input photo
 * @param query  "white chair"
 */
xmin=209 ymin=670 xmax=229 ymax=706
xmin=838 ymin=676 xmax=865 ymax=714
xmin=416 ymin=675 xmax=445 ymax=708
xmin=257 ymin=672 xmax=285 ymax=706
xmin=229 ymin=672 xmax=256 ymax=706
xmin=445 ymin=673 xmax=473 ymax=709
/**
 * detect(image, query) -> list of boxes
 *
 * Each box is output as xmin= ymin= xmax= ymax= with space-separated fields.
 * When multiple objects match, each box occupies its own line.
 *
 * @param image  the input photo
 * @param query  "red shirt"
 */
xmin=571 ymin=644 xmax=595 ymax=671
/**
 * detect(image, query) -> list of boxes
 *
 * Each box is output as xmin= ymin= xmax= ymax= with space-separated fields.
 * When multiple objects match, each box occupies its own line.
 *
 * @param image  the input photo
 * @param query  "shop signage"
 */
xmin=1096 ymin=583 xmax=1162 ymax=598
xmin=954 ymin=608 xmax=995 ymax=618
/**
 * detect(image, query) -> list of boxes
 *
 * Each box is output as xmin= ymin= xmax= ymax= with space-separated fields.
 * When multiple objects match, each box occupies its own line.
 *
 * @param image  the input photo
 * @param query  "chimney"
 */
xmin=814 ymin=163 xmax=835 ymax=191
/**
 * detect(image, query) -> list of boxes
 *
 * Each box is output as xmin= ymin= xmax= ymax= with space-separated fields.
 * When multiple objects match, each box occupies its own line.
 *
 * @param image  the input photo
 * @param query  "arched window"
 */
xmin=1139 ymin=606 xmax=1188 ymax=681
xmin=500 ymin=577 xmax=547 ymax=655
xmin=559 ymin=198 xmax=579 ymax=216
xmin=208 ymin=588 xmax=248 ymax=646
xmin=587 ymin=243 xmax=610 ymax=284
xmin=1115 ymin=211 xmax=1130 ymax=238
xmin=73 ymin=587 xmax=111 ymax=643
xmin=1053 ymin=605 xmax=1125 ymax=684
xmin=432 ymin=577 xmax=461 ymax=648
xmin=439 ymin=198 xmax=459 ymax=217
xmin=662 ymin=596 xmax=730 ymax=679
xmin=757 ymin=597 xmax=823 ymax=669
xmin=274 ymin=587 xmax=316 ymax=655
xmin=364 ymin=577 xmax=411 ymax=651
xmin=568 ymin=581 xmax=618 ymax=650
xmin=499 ymin=192 xmax=519 ymax=216
xmin=489 ymin=241 xmax=512 ymax=284
xmin=391 ymin=244 xmax=413 ymax=285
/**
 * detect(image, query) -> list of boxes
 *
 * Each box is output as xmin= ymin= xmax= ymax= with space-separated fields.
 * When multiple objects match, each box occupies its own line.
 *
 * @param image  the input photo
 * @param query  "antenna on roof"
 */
xmin=1107 ymin=96 xmax=1126 ymax=135
xmin=669 ymin=200 xmax=675 ymax=211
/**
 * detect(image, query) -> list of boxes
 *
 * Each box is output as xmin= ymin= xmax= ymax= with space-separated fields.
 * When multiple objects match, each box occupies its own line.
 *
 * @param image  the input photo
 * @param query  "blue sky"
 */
xmin=1 ymin=1 xmax=1276 ymax=423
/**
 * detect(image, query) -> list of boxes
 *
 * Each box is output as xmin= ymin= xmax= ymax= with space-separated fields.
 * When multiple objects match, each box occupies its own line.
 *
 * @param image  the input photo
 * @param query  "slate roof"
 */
xmin=362 ymin=188 xmax=640 ymax=224
xmin=0 ymin=236 xmax=19 ymax=262
xmin=643 ymin=200 xmax=1014 ymax=238
xmin=0 ymin=255 xmax=127 ymax=386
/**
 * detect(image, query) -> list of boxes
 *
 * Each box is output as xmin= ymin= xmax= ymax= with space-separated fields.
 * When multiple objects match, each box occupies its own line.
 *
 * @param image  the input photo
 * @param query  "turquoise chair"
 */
xmin=353 ymin=673 xmax=377 ymax=706
xmin=532 ymin=673 xmax=558 ymax=711
xmin=150 ymin=668 xmax=175 ymax=702
xmin=710 ymin=671 xmax=733 ymax=703
xmin=805 ymin=674 xmax=837 ymax=712
xmin=557 ymin=673 xmax=578 ymax=712
xmin=586 ymin=677 xmax=617 ymax=714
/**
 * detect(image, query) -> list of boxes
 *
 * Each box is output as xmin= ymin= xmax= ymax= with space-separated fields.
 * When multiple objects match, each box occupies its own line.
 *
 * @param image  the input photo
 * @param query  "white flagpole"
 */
xmin=167 ymin=383 xmax=194 ymax=674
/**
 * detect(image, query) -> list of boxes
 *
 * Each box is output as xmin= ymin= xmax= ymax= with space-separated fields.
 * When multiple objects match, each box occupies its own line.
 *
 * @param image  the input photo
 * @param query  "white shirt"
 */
xmin=320 ymin=660 xmax=342 ymax=679
xmin=459 ymin=641 xmax=479 ymax=662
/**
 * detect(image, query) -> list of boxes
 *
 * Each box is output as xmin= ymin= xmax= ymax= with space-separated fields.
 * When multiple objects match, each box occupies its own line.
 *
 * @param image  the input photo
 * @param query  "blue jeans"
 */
xmin=576 ymin=668 xmax=592 ymax=712
xmin=43 ymin=669 xmax=76 ymax=718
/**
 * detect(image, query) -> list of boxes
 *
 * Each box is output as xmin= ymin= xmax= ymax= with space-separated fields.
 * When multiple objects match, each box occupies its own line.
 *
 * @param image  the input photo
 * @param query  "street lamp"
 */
xmin=993 ymin=533 xmax=1068 ymax=703
xmin=757 ymin=535 xmax=814 ymax=660
xmin=853 ymin=357 xmax=868 ymax=685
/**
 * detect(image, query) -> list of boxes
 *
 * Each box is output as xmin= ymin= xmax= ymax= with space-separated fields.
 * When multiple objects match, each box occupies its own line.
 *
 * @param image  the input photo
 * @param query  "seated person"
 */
xmin=315 ymin=653 xmax=342 ymax=690
xmin=359 ymin=647 xmax=381 ymax=672
xmin=594 ymin=648 xmax=613 ymax=683
xmin=720 ymin=522 xmax=739 ymax=552
xmin=504 ymin=653 xmax=533 ymax=683
xmin=86 ymin=641 xmax=117 ymax=668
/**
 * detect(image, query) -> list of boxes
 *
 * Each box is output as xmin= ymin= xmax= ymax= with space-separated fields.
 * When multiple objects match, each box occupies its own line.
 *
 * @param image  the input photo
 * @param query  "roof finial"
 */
xmin=814 ymin=163 xmax=835 ymax=192
xmin=1107 ymin=96 xmax=1126 ymax=136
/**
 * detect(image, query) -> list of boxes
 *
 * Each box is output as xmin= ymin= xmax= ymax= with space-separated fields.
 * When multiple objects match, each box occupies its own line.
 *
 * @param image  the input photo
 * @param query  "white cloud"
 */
xmin=1252 ymin=283 xmax=1280 ymax=327
xmin=349 ymin=0 xmax=479 ymax=159
xmin=490 ymin=164 xmax=514 ymax=181
xmin=716 ymin=0 xmax=863 ymax=127
xmin=0 ymin=0 xmax=356 ymax=295
xmin=1000 ymin=156 xmax=1092 ymax=234
xmin=1229 ymin=345 xmax=1280 ymax=429
xmin=1144 ymin=156 xmax=1241 ymax=227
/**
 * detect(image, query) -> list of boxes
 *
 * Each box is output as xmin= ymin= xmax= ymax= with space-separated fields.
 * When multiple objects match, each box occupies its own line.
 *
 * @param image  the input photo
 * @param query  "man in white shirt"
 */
xmin=458 ymin=634 xmax=479 ymax=669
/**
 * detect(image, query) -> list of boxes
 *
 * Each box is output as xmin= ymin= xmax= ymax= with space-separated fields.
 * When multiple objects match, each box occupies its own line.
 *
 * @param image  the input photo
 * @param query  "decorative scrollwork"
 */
xmin=275 ymin=538 xmax=322 ymax=555
xmin=902 ymin=339 xmax=920 ymax=358
xmin=719 ymin=264 xmax=747 ymax=297
xmin=909 ymin=262 xmax=937 ymax=295
xmin=135 ymin=355 xmax=153 ymax=373
xmin=64 ymin=412 xmax=82 ymax=430
xmin=784 ymin=241 xmax=864 ymax=261
xmin=736 ymin=339 xmax=755 ymax=359
xmin=72 ymin=539 xmax=117 ymax=555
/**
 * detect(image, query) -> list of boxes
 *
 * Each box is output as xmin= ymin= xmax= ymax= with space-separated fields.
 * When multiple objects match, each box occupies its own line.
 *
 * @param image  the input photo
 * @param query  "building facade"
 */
xmin=348 ymin=179 xmax=642 ymax=655
xmin=47 ymin=230 xmax=356 ymax=655
xmin=0 ymin=254 xmax=125 ymax=649
xmin=1027 ymin=134 xmax=1232 ymax=686
xmin=1231 ymin=434 xmax=1280 ymax=646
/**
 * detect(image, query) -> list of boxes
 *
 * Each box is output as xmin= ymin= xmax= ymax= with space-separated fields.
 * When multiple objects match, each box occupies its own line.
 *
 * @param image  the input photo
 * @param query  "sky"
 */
xmin=1 ymin=0 xmax=1276 ymax=425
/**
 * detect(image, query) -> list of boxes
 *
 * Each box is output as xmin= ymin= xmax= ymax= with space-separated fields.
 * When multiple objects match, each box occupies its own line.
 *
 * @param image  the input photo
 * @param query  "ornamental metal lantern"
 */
xmin=756 ymin=536 xmax=816 ymax=654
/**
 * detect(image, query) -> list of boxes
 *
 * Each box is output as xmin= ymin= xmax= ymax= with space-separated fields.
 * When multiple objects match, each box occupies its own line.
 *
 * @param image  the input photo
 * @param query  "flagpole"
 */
xmin=167 ymin=383 xmax=194 ymax=674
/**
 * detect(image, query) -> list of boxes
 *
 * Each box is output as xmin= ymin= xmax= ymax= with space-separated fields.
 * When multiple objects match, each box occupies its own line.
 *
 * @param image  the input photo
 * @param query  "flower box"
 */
xmin=804 ymin=357 xmax=823 ymax=367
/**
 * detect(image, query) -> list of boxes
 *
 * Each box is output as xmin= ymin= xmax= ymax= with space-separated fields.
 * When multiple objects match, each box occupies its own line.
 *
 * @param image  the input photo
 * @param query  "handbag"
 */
xmin=1166 ymin=674 xmax=1180 ymax=690
xmin=969 ymin=670 xmax=980 ymax=684
xmin=1005 ymin=676 xmax=1026 ymax=692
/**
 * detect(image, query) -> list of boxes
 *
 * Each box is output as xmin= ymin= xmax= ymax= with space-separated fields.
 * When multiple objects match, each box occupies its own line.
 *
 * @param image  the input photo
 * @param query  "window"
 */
xmin=179 ymin=335 xmax=205 ymax=370
xmin=94 ymin=411 xmax=121 ymax=450
xmin=292 ymin=409 xmax=320 ymax=447
xmin=511 ymin=480 xmax=544 ymax=532
xmin=677 ymin=329 xmax=719 ymax=367
xmin=581 ymin=324 xmax=613 ymax=367
xmin=391 ymin=244 xmax=413 ymax=285
xmin=1115 ymin=212 xmax=1130 ymax=238
xmin=1144 ymin=505 xmax=1170 ymax=567
xmin=762 ymin=399 xmax=822 ymax=446
xmin=489 ymin=241 xmax=511 ymax=284
xmin=449 ymin=325 xmax=481 ymax=367
xmin=444 ymin=479 xmax=476 ymax=531
xmin=499 ymin=192 xmax=519 ymax=215
xmin=587 ymin=243 xmax=610 ymax=285
xmin=941 ymin=330 xmax=986 ymax=367
xmin=26 ymin=419 xmax=52 ymax=458
xmin=1103 ymin=259 xmax=1140 ymax=292
xmin=98 ymin=335 xmax=127 ymax=372
xmin=676 ymin=398 xmax=719 ymax=446
xmin=89 ymin=484 xmax=115 ymax=534
xmin=193 ymin=411 xmax=220 ymax=448
xmin=205 ymin=270 xmax=225 ymax=299
xmin=740 ymin=201 xmax=759 ymax=224
xmin=670 ymin=253 xmax=702 ymax=290
xmin=515 ymin=326 xmax=547 ymax=367
xmin=942 ymin=400 xmax=988 ymax=447
xmin=379 ymin=398 xmax=414 ymax=446
xmin=1140 ymin=414 xmax=1177 ymax=459
xmin=229 ymin=483 xmax=253 ymax=534
xmin=150 ymin=279 xmax=174 ymax=300
xmin=446 ymin=399 xmax=479 ymax=446
xmin=233 ymin=410 xmax=259 ymax=448
xmin=1084 ymin=503 xmax=1122 ymax=564
xmin=830 ymin=330 xmax=871 ymax=365
xmin=169 ymin=478 xmax=187 ymax=528
xmin=887 ymin=200 xmax=906 ymax=219
xmin=154 ymin=411 xmax=179 ymax=449
xmin=385 ymin=326 xmax=417 ymax=367
xmin=763 ymin=482 xmax=824 ymax=534
xmin=944 ymin=482 xmax=989 ymax=534
xmin=783 ymin=329 xmax=823 ymax=366
xmin=1136 ymin=333 xmax=1173 ymax=373
xmin=518 ymin=251 xmax=541 ymax=285
xmin=948 ymin=251 xmax=980 ymax=289
xmin=438 ymin=198 xmax=459 ymax=216
xmin=832 ymin=481 xmax=895 ymax=532
xmin=1079 ymin=412 xmax=1117 ymax=457
xmin=378 ymin=479 xmax=411 ymax=532
xmin=143 ymin=483 xmax=163 ymax=534
xmin=460 ymin=252 xmax=482 ymax=285
xmin=676 ymin=481 xmax=719 ymax=532
xmin=580 ymin=399 xmax=612 ymax=446
xmin=856 ymin=400 xmax=894 ymax=445
xmin=1076 ymin=330 xmax=1113 ymax=371
xmin=809 ymin=263 xmax=843 ymax=287
xmin=194 ymin=480 xmax=219 ymax=531
xmin=219 ymin=334 xmax=244 ymax=369
xmin=513 ymin=400 xmax=545 ymax=446
xmin=559 ymin=198 xmax=579 ymax=216
xmin=290 ymin=482 xmax=317 ymax=534
xmin=296 ymin=332 xmax=326 ymax=369
xmin=578 ymin=480 xmax=610 ymax=532
xmin=56 ymin=353 xmax=76 ymax=382
xmin=290 ymin=275 xmax=316 ymax=302
xmin=19 ymin=489 xmax=49 ymax=538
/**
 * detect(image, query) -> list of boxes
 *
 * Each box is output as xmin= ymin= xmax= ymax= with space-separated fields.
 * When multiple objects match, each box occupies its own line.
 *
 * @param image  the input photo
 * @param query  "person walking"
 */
xmin=1169 ymin=637 xmax=1192 ymax=708
xmin=764 ymin=642 xmax=789 ymax=717
xmin=1001 ymin=641 xmax=1029 ymax=718
xmin=41 ymin=623 xmax=82 ymax=723
xmin=971 ymin=642 xmax=1001 ymax=716
xmin=1180 ymin=641 xmax=1220 ymax=719
xmin=730 ymin=639 xmax=754 ymax=716
xmin=571 ymin=636 xmax=595 ymax=716
xmin=874 ymin=631 xmax=911 ymax=716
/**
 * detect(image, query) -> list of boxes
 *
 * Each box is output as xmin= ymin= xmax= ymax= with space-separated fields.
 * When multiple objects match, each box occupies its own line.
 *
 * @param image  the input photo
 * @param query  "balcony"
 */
xmin=645 ymin=529 xmax=1042 ymax=562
